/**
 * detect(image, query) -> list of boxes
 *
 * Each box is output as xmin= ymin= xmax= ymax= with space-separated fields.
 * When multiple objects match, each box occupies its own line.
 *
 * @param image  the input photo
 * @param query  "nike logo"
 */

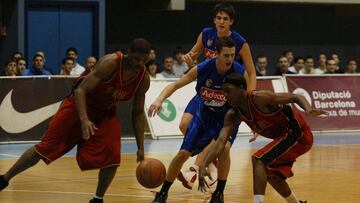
xmin=0 ymin=89 xmax=62 ymax=134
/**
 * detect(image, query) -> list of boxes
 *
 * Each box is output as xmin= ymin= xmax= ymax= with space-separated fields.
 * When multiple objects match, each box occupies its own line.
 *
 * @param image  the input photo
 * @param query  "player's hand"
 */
xmin=183 ymin=51 xmax=197 ymax=67
xmin=306 ymin=109 xmax=328 ymax=117
xmin=198 ymin=165 xmax=211 ymax=193
xmin=147 ymin=100 xmax=162 ymax=117
xmin=81 ymin=119 xmax=98 ymax=140
xmin=249 ymin=131 xmax=259 ymax=142
xmin=136 ymin=149 xmax=145 ymax=162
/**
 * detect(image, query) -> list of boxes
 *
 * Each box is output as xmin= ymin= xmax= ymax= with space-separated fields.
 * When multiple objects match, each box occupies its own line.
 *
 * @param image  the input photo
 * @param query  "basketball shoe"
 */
xmin=0 ymin=175 xmax=9 ymax=191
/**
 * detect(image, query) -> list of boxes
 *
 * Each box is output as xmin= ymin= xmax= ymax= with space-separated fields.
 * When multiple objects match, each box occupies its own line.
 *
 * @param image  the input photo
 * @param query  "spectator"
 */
xmin=160 ymin=56 xmax=178 ymax=78
xmin=146 ymin=60 xmax=163 ymax=79
xmin=36 ymin=51 xmax=56 ymax=74
xmin=299 ymin=56 xmax=317 ymax=74
xmin=316 ymin=53 xmax=327 ymax=74
xmin=325 ymin=59 xmax=338 ymax=74
xmin=11 ymin=51 xmax=23 ymax=62
xmin=255 ymin=55 xmax=268 ymax=76
xmin=149 ymin=47 xmax=157 ymax=62
xmin=173 ymin=47 xmax=189 ymax=77
xmin=66 ymin=47 xmax=85 ymax=75
xmin=2 ymin=60 xmax=17 ymax=76
xmin=288 ymin=56 xmax=304 ymax=74
xmin=60 ymin=57 xmax=75 ymax=75
xmin=85 ymin=56 xmax=97 ymax=72
xmin=16 ymin=57 xmax=27 ymax=75
xmin=331 ymin=53 xmax=344 ymax=73
xmin=345 ymin=59 xmax=358 ymax=74
xmin=273 ymin=56 xmax=294 ymax=75
xmin=22 ymin=54 xmax=52 ymax=75
xmin=283 ymin=50 xmax=294 ymax=66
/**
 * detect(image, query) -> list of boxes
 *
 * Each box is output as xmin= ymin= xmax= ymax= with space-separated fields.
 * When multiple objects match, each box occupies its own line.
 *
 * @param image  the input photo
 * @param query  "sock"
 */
xmin=215 ymin=179 xmax=226 ymax=193
xmin=159 ymin=180 xmax=173 ymax=195
xmin=285 ymin=192 xmax=299 ymax=203
xmin=94 ymin=195 xmax=103 ymax=199
xmin=254 ymin=194 xmax=264 ymax=203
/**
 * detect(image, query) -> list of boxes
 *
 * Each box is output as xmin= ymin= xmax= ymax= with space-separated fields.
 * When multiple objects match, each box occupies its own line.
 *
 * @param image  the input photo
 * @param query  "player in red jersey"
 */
xmin=0 ymin=38 xmax=151 ymax=203
xmin=198 ymin=73 xmax=327 ymax=203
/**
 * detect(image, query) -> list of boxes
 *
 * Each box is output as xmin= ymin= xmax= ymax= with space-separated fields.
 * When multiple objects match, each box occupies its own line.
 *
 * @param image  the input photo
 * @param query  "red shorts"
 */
xmin=35 ymin=98 xmax=121 ymax=170
xmin=253 ymin=124 xmax=313 ymax=179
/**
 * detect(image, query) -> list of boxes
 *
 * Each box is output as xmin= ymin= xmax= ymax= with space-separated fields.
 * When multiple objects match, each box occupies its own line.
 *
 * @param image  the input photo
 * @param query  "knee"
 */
xmin=252 ymin=156 xmax=264 ymax=167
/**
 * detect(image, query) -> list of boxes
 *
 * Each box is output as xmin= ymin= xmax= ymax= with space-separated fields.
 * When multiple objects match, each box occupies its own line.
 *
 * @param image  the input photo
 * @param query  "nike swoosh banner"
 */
xmin=0 ymin=77 xmax=139 ymax=143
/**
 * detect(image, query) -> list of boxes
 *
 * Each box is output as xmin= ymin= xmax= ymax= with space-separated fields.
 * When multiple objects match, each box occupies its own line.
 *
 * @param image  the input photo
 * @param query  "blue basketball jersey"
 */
xmin=201 ymin=27 xmax=246 ymax=62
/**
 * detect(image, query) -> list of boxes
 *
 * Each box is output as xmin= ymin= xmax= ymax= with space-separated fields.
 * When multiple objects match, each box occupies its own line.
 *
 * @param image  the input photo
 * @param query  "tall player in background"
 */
xmin=178 ymin=2 xmax=257 ymax=189
xmin=148 ymin=37 xmax=247 ymax=203
xmin=0 ymin=38 xmax=151 ymax=203
xmin=198 ymin=73 xmax=327 ymax=203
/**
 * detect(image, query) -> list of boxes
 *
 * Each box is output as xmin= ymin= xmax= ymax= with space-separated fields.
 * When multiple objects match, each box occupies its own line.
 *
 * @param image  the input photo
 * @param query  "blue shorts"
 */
xmin=181 ymin=99 xmax=239 ymax=156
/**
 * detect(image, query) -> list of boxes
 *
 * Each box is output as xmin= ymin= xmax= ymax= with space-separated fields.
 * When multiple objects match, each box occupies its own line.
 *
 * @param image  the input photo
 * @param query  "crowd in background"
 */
xmin=1 ymin=47 xmax=358 ymax=78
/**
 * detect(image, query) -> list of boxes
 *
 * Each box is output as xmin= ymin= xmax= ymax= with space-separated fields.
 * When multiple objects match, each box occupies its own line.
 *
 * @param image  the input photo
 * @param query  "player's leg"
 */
xmin=267 ymin=175 xmax=304 ymax=203
xmin=252 ymin=156 xmax=268 ymax=203
xmin=179 ymin=112 xmax=193 ymax=134
xmin=0 ymin=146 xmax=42 ymax=191
xmin=89 ymin=165 xmax=118 ymax=203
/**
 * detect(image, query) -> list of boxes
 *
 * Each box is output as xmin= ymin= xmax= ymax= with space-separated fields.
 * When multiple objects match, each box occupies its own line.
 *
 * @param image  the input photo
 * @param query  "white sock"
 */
xmin=285 ymin=192 xmax=299 ymax=203
xmin=94 ymin=195 xmax=103 ymax=199
xmin=254 ymin=194 xmax=264 ymax=203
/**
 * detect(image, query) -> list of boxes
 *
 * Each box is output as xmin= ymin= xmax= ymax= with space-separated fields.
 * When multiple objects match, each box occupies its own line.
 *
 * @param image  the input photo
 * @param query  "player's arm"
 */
xmin=255 ymin=91 xmax=327 ymax=116
xmin=74 ymin=54 xmax=118 ymax=140
xmin=147 ymin=67 xmax=198 ymax=117
xmin=198 ymin=109 xmax=239 ymax=192
xmin=132 ymin=73 xmax=151 ymax=162
xmin=183 ymin=33 xmax=204 ymax=66
xmin=239 ymin=43 xmax=257 ymax=91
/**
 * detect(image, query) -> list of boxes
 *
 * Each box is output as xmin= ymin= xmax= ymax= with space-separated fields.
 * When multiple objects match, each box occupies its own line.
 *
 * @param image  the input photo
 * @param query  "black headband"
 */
xmin=223 ymin=77 xmax=245 ymax=87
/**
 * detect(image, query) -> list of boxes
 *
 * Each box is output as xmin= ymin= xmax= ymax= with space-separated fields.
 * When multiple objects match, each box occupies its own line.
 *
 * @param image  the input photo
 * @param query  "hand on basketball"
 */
xmin=148 ymin=100 xmax=162 ymax=117
xmin=136 ymin=149 xmax=145 ymax=162
xmin=81 ymin=119 xmax=98 ymax=140
xmin=198 ymin=165 xmax=211 ymax=193
xmin=306 ymin=109 xmax=328 ymax=117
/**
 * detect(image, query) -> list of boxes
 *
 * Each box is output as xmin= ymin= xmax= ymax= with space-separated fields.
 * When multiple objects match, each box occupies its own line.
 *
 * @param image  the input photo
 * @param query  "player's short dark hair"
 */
xmin=215 ymin=36 xmax=236 ymax=53
xmin=214 ymin=3 xmax=235 ymax=20
xmin=129 ymin=38 xmax=151 ymax=54
xmin=223 ymin=72 xmax=247 ymax=90
xmin=66 ymin=47 xmax=78 ymax=55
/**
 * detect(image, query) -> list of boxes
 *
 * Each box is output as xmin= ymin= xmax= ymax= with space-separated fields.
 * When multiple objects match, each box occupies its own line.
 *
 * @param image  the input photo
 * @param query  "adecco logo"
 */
xmin=159 ymin=99 xmax=176 ymax=122
xmin=292 ymin=88 xmax=312 ymax=112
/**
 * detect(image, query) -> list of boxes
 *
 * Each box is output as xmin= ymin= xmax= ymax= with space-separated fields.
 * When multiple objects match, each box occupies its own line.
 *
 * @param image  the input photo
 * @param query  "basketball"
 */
xmin=136 ymin=158 xmax=166 ymax=188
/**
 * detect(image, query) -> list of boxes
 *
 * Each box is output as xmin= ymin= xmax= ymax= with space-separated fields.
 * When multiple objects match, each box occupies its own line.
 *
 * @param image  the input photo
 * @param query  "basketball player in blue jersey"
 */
xmin=148 ymin=37 xmax=247 ymax=203
xmin=178 ymin=2 xmax=257 ymax=190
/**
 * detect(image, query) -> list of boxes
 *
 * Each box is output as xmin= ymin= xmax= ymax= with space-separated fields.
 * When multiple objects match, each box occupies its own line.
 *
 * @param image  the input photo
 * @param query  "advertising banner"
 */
xmin=285 ymin=75 xmax=360 ymax=130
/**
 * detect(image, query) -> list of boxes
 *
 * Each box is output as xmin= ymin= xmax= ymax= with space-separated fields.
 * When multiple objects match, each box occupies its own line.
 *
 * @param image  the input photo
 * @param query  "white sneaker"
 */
xmin=177 ymin=165 xmax=198 ymax=190
xmin=206 ymin=160 xmax=218 ymax=186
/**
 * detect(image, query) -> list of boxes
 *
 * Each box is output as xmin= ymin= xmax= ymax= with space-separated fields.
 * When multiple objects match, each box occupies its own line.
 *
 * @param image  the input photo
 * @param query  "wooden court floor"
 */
xmin=1 ymin=144 xmax=360 ymax=203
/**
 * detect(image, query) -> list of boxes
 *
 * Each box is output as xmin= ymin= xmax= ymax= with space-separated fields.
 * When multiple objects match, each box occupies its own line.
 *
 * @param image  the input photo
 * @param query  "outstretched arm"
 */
xmin=147 ymin=67 xmax=198 ymax=117
xmin=74 ymin=54 xmax=118 ymax=140
xmin=239 ymin=43 xmax=257 ymax=91
xmin=198 ymin=109 xmax=239 ymax=192
xmin=132 ymin=73 xmax=151 ymax=162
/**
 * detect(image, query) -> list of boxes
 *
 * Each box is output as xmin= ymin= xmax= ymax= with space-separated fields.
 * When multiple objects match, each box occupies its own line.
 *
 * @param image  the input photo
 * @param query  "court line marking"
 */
xmin=0 ymin=153 xmax=20 ymax=157
xmin=2 ymin=189 xmax=206 ymax=202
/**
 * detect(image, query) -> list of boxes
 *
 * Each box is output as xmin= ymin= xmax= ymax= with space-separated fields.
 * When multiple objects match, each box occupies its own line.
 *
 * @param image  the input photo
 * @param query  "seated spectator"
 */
xmin=330 ymin=52 xmax=344 ymax=73
xmin=16 ymin=57 xmax=27 ymax=75
xmin=288 ymin=56 xmax=304 ymax=74
xmin=160 ymin=56 xmax=178 ymax=78
xmin=146 ymin=60 xmax=164 ymax=79
xmin=345 ymin=59 xmax=358 ymax=74
xmin=60 ymin=57 xmax=75 ymax=75
xmin=2 ymin=60 xmax=17 ymax=76
xmin=273 ymin=56 xmax=294 ymax=75
xmin=316 ymin=53 xmax=327 ymax=74
xmin=84 ymin=56 xmax=97 ymax=72
xmin=283 ymin=50 xmax=294 ymax=67
xmin=299 ymin=56 xmax=317 ymax=74
xmin=11 ymin=51 xmax=23 ymax=62
xmin=66 ymin=47 xmax=85 ymax=75
xmin=173 ymin=47 xmax=189 ymax=77
xmin=149 ymin=46 xmax=157 ymax=62
xmin=36 ymin=51 xmax=56 ymax=74
xmin=22 ymin=54 xmax=52 ymax=75
xmin=255 ymin=55 xmax=268 ymax=76
xmin=325 ymin=59 xmax=339 ymax=74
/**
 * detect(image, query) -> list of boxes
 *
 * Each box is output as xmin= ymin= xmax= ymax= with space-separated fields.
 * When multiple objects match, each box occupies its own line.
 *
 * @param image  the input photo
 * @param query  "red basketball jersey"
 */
xmin=233 ymin=91 xmax=307 ymax=139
